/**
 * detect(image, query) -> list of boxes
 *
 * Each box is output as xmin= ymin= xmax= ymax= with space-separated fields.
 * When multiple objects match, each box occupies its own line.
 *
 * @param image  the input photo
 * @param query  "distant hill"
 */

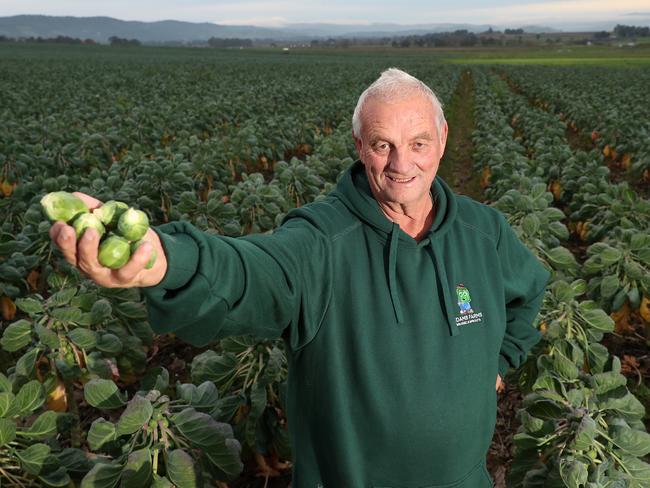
xmin=0 ymin=15 xmax=562 ymax=44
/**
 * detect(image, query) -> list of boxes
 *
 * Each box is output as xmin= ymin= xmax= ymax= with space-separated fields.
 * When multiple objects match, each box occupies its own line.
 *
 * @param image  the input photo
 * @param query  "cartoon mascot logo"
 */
xmin=456 ymin=284 xmax=473 ymax=315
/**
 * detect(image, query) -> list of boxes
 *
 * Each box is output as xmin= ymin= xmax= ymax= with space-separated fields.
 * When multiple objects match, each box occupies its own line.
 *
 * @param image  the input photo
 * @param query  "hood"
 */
xmin=331 ymin=160 xmax=460 ymax=336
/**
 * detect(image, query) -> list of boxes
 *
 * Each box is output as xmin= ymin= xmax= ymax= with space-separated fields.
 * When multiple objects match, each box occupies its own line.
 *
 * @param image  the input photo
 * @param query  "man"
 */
xmin=50 ymin=68 xmax=549 ymax=487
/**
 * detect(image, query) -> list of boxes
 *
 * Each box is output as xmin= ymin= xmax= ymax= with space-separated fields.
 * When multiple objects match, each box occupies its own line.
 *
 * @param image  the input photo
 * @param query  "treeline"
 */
xmin=0 ymin=35 xmax=96 ymax=44
xmin=108 ymin=36 xmax=141 ymax=46
xmin=310 ymin=29 xmax=525 ymax=48
xmin=614 ymin=24 xmax=650 ymax=37
xmin=207 ymin=37 xmax=253 ymax=48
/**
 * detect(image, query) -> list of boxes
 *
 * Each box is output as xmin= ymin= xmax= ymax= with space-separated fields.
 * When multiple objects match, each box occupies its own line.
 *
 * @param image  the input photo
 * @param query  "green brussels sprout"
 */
xmin=72 ymin=213 xmax=106 ymax=240
xmin=93 ymin=200 xmax=129 ymax=228
xmin=98 ymin=235 xmax=131 ymax=269
xmin=131 ymin=239 xmax=157 ymax=269
xmin=40 ymin=191 xmax=88 ymax=223
xmin=117 ymin=208 xmax=149 ymax=241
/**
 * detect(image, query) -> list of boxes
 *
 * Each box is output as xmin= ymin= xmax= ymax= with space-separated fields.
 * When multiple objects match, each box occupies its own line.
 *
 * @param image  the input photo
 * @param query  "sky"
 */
xmin=1 ymin=0 xmax=649 ymax=28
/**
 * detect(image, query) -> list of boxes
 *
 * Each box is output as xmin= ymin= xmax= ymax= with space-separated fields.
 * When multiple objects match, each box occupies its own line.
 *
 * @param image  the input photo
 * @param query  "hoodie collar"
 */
xmin=332 ymin=161 xmax=460 ymax=336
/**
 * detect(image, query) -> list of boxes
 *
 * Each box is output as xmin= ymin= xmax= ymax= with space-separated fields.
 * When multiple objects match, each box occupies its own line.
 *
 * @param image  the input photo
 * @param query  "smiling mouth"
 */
xmin=386 ymin=175 xmax=415 ymax=183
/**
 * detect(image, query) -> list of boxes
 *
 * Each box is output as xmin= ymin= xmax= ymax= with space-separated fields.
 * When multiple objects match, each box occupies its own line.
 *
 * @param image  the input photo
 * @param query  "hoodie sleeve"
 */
xmin=139 ymin=215 xmax=332 ymax=351
xmin=496 ymin=214 xmax=550 ymax=379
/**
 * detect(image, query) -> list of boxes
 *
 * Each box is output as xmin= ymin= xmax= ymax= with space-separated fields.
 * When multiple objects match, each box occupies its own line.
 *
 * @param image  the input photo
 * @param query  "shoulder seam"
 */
xmin=331 ymin=221 xmax=362 ymax=242
xmin=457 ymin=219 xmax=498 ymax=244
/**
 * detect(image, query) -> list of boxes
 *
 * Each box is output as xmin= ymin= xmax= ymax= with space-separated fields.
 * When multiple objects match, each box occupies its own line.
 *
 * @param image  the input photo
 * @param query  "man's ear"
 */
xmin=353 ymin=131 xmax=363 ymax=160
xmin=439 ymin=120 xmax=449 ymax=155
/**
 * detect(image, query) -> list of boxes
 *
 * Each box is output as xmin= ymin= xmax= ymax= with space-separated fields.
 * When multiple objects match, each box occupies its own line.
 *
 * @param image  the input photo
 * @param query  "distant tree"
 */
xmin=613 ymin=24 xmax=650 ymax=37
xmin=505 ymin=28 xmax=524 ymax=35
xmin=207 ymin=37 xmax=253 ymax=48
xmin=109 ymin=36 xmax=141 ymax=47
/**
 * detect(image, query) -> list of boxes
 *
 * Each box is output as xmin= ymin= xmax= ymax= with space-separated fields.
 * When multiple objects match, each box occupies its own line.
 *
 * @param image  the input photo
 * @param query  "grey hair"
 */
xmin=352 ymin=67 xmax=445 ymax=138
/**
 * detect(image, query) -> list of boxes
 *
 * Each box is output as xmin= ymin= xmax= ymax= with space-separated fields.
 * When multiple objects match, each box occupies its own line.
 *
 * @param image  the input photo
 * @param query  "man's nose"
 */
xmin=388 ymin=146 xmax=412 ymax=175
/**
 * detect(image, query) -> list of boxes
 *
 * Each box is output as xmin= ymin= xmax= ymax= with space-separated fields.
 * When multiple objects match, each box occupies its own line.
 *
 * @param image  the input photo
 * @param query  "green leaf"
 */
xmin=612 ymin=426 xmax=650 ymax=457
xmin=0 ymin=391 xmax=14 ymax=418
xmin=15 ymin=297 xmax=44 ymax=314
xmin=50 ymin=306 xmax=83 ymax=323
xmin=81 ymin=461 xmax=124 ymax=488
xmin=38 ymin=466 xmax=71 ymax=487
xmin=96 ymin=333 xmax=123 ymax=355
xmin=166 ymin=449 xmax=198 ymax=488
xmin=591 ymin=371 xmax=627 ymax=394
xmin=601 ymin=393 xmax=646 ymax=421
xmin=600 ymin=274 xmax=620 ymax=299
xmin=560 ymin=458 xmax=588 ymax=488
xmin=17 ymin=443 xmax=51 ymax=475
xmin=114 ymin=301 xmax=148 ymax=321
xmin=86 ymin=352 xmax=114 ymax=379
xmin=15 ymin=347 xmax=41 ymax=378
xmin=35 ymin=324 xmax=60 ymax=349
xmin=622 ymin=456 xmax=650 ymax=483
xmin=0 ymin=418 xmax=16 ymax=446
xmin=580 ymin=307 xmax=615 ymax=332
xmin=176 ymin=381 xmax=220 ymax=411
xmin=546 ymin=247 xmax=578 ymax=271
xmin=570 ymin=415 xmax=597 ymax=451
xmin=49 ymin=288 xmax=78 ymax=307
xmin=151 ymin=474 xmax=174 ymax=488
xmin=0 ymin=373 xmax=11 ymax=392
xmin=23 ymin=410 xmax=58 ymax=439
xmin=87 ymin=418 xmax=117 ymax=451
xmin=121 ymin=448 xmax=152 ymax=488
xmin=600 ymin=246 xmax=623 ymax=265
xmin=587 ymin=343 xmax=609 ymax=374
xmin=141 ymin=367 xmax=169 ymax=393
xmin=522 ymin=214 xmax=541 ymax=236
xmin=116 ymin=395 xmax=153 ymax=436
xmin=14 ymin=380 xmax=45 ymax=416
xmin=246 ymin=383 xmax=267 ymax=448
xmin=172 ymin=408 xmax=243 ymax=480
xmin=57 ymin=447 xmax=93 ymax=474
xmin=90 ymin=299 xmax=113 ymax=324
xmin=67 ymin=328 xmax=98 ymax=349
xmin=552 ymin=352 xmax=579 ymax=381
xmin=1 ymin=319 xmax=32 ymax=352
xmin=84 ymin=379 xmax=126 ymax=409
xmin=191 ymin=350 xmax=238 ymax=386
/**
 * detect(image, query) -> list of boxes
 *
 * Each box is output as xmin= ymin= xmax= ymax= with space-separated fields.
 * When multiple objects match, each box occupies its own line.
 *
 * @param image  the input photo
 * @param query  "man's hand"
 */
xmin=496 ymin=374 xmax=504 ymax=393
xmin=48 ymin=192 xmax=167 ymax=288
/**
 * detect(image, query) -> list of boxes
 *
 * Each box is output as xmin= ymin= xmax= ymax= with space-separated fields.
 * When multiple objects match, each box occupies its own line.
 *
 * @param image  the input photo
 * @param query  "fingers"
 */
xmin=114 ymin=241 xmax=154 ymax=283
xmin=50 ymin=221 xmax=78 ymax=266
xmin=72 ymin=192 xmax=103 ymax=211
xmin=75 ymin=228 xmax=112 ymax=285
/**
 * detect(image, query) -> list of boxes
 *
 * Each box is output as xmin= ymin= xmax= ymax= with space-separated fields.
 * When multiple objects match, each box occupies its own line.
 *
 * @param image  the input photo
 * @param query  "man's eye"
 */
xmin=413 ymin=142 xmax=426 ymax=150
xmin=374 ymin=143 xmax=389 ymax=152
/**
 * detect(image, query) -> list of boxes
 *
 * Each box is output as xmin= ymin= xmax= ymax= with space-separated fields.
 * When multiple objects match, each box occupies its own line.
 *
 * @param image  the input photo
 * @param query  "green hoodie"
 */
xmin=142 ymin=161 xmax=550 ymax=487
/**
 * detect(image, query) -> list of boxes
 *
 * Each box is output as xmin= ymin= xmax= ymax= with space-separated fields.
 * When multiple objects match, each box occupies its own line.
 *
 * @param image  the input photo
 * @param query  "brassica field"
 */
xmin=0 ymin=44 xmax=649 ymax=488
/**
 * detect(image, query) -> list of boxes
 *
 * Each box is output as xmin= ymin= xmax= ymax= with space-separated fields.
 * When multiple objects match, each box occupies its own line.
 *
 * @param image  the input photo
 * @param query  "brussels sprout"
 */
xmin=98 ymin=235 xmax=131 ymax=269
xmin=40 ymin=191 xmax=88 ymax=223
xmin=72 ymin=213 xmax=106 ymax=240
xmin=93 ymin=200 xmax=128 ymax=228
xmin=117 ymin=208 xmax=149 ymax=241
xmin=131 ymin=239 xmax=157 ymax=269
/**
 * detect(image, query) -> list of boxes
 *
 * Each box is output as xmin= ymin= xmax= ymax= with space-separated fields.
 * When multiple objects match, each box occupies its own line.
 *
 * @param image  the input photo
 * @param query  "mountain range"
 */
xmin=0 ymin=15 xmax=641 ymax=44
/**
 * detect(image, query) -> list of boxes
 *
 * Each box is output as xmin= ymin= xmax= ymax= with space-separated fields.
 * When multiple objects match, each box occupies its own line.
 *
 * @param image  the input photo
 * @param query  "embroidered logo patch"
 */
xmin=455 ymin=284 xmax=483 ymax=326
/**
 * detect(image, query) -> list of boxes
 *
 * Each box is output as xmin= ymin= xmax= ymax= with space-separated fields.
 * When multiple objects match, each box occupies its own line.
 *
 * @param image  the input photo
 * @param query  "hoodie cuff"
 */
xmin=143 ymin=226 xmax=199 ymax=291
xmin=498 ymin=354 xmax=510 ymax=380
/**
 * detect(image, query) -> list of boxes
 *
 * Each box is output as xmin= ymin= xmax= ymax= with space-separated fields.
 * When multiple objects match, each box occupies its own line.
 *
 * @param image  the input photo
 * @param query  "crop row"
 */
xmin=472 ymin=68 xmax=650 ymax=487
xmin=497 ymin=65 xmax=650 ymax=185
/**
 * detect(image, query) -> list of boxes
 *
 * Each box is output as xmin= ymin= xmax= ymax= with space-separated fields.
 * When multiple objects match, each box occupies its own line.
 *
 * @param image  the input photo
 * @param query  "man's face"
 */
xmin=354 ymin=93 xmax=448 ymax=210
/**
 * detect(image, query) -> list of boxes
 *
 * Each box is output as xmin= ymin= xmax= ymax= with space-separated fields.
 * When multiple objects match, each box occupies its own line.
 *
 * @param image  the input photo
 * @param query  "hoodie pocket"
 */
xmin=372 ymin=460 xmax=493 ymax=488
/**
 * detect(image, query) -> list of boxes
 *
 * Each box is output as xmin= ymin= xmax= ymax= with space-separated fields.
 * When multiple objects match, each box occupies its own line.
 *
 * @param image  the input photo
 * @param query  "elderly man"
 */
xmin=50 ymin=68 xmax=549 ymax=487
